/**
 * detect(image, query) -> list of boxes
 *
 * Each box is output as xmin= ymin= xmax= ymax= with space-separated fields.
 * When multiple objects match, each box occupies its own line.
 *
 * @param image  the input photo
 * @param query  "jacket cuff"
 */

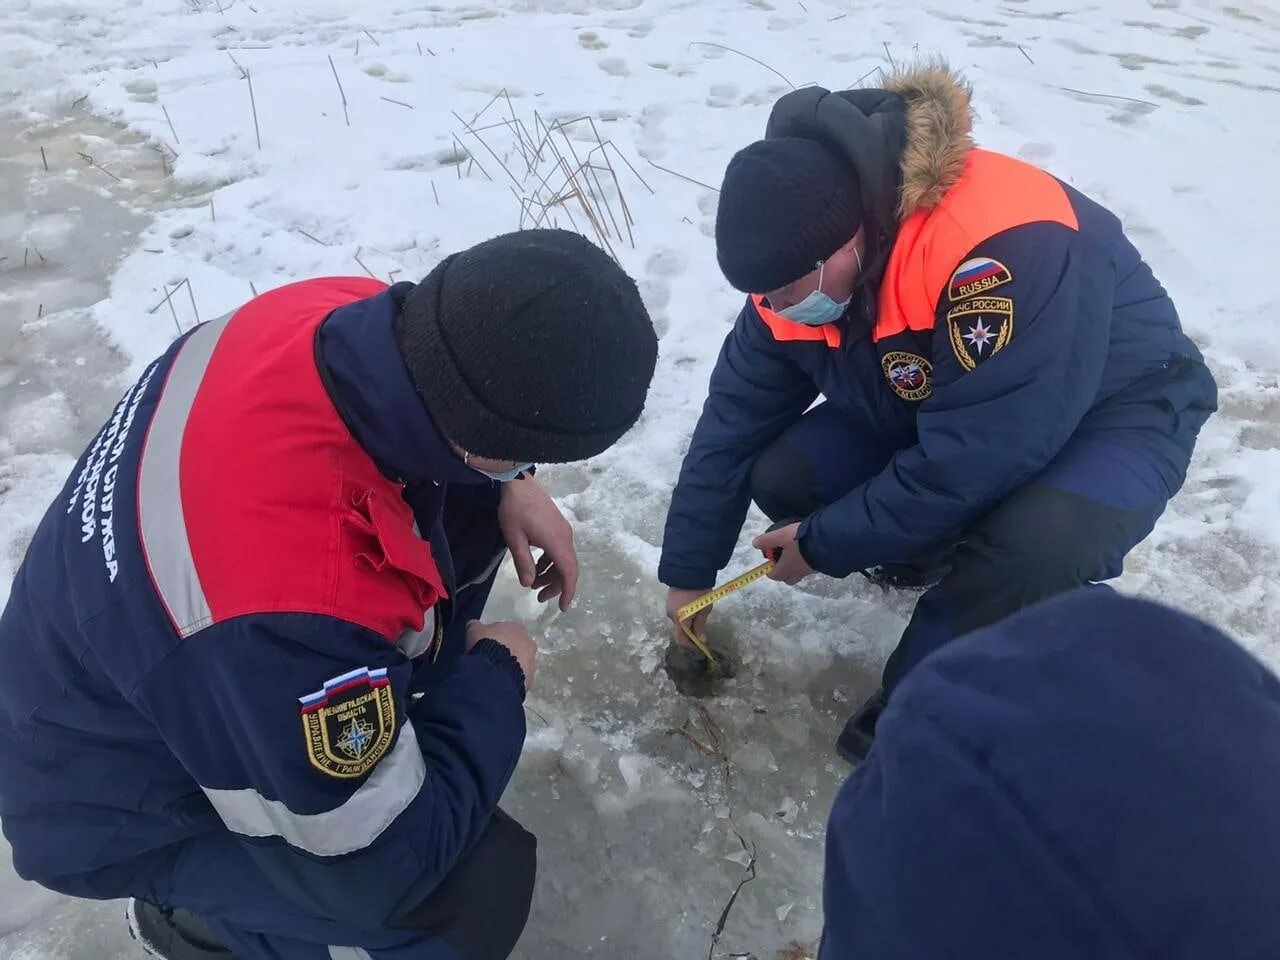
xmin=797 ymin=514 xmax=858 ymax=579
xmin=657 ymin=561 xmax=717 ymax=591
xmin=468 ymin=638 xmax=527 ymax=700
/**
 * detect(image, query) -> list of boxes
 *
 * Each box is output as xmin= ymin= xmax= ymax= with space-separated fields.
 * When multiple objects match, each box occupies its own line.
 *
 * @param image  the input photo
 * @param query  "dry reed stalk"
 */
xmin=185 ymin=278 xmax=201 ymax=324
xmin=688 ymin=41 xmax=796 ymax=89
xmin=328 ymin=56 xmax=350 ymax=126
xmin=162 ymin=104 xmax=180 ymax=143
xmin=644 ymin=157 xmax=717 ymax=192
xmin=353 ymin=247 xmax=378 ymax=280
xmin=166 ymin=283 xmax=183 ymax=335
xmin=245 ymin=70 xmax=261 ymax=149
xmin=76 ymin=151 xmax=122 ymax=182
xmin=453 ymin=110 xmax=521 ymax=188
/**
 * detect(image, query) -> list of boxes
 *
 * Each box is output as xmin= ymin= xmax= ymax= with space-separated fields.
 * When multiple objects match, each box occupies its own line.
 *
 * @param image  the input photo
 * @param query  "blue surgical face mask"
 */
xmin=477 ymin=463 xmax=533 ymax=482
xmin=464 ymin=451 xmax=533 ymax=483
xmin=776 ymin=252 xmax=859 ymax=326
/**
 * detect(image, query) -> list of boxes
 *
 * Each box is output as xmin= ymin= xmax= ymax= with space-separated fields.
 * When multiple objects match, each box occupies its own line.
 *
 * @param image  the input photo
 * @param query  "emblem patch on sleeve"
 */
xmin=948 ymin=257 xmax=1012 ymax=302
xmin=299 ymin=667 xmax=397 ymax=779
xmin=947 ymin=296 xmax=1014 ymax=371
xmin=881 ymin=352 xmax=933 ymax=402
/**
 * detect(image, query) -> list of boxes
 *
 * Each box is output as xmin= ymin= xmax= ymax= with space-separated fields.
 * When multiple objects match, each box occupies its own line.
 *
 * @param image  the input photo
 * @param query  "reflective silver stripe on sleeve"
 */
xmin=137 ymin=311 xmax=236 ymax=637
xmin=203 ymin=723 xmax=428 ymax=858
xmin=329 ymin=947 xmax=373 ymax=960
xmin=395 ymin=606 xmax=435 ymax=659
xmin=458 ymin=548 xmax=505 ymax=591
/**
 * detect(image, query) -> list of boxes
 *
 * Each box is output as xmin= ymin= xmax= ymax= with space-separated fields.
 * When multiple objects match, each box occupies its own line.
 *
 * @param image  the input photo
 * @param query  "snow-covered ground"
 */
xmin=2 ymin=0 xmax=1279 ymax=957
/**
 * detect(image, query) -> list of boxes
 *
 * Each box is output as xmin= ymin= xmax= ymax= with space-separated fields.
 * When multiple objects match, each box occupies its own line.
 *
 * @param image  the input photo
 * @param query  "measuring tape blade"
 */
xmin=676 ymin=559 xmax=774 ymax=623
xmin=679 ymin=620 xmax=720 ymax=667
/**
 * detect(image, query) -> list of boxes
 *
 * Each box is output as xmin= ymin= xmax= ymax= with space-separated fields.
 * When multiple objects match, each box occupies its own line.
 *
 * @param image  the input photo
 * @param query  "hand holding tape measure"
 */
xmin=670 ymin=518 xmax=812 ymax=668
xmin=751 ymin=520 xmax=815 ymax=585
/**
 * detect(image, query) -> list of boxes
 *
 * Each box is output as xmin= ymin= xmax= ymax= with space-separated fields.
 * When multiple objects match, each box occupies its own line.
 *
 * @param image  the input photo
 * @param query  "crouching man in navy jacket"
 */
xmin=0 ymin=230 xmax=658 ymax=960
xmin=659 ymin=64 xmax=1216 ymax=762
xmin=821 ymin=589 xmax=1280 ymax=959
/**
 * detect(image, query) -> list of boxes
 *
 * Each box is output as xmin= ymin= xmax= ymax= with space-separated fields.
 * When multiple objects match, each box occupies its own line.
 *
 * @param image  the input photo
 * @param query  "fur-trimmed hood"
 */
xmin=881 ymin=63 xmax=974 ymax=218
xmin=764 ymin=61 xmax=975 ymax=225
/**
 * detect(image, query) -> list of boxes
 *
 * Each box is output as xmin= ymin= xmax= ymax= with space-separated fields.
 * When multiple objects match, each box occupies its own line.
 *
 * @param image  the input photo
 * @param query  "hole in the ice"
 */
xmin=663 ymin=641 xmax=738 ymax=698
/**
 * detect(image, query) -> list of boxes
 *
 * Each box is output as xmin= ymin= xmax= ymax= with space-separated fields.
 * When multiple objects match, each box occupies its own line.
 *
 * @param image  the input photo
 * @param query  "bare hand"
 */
xmin=753 ymin=522 xmax=815 ymax=586
xmin=666 ymin=587 xmax=712 ymax=650
xmin=497 ymin=477 xmax=579 ymax=612
xmin=466 ymin=620 xmax=538 ymax=692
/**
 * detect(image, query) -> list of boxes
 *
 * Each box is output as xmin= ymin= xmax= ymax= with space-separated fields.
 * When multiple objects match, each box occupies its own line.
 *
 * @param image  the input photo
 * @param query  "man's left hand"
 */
xmin=498 ymin=477 xmax=579 ymax=612
xmin=752 ymin=522 xmax=815 ymax=586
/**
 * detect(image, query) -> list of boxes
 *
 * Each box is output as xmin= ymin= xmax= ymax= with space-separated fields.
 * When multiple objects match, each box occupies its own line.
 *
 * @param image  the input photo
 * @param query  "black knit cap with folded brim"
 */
xmin=715 ymin=136 xmax=864 ymax=294
xmin=394 ymin=229 xmax=658 ymax=464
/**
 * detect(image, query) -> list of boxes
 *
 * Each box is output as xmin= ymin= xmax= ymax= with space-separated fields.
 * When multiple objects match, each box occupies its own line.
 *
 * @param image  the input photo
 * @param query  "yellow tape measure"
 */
xmin=676 ymin=558 xmax=775 ymax=667
xmin=677 ymin=559 xmax=775 ymax=621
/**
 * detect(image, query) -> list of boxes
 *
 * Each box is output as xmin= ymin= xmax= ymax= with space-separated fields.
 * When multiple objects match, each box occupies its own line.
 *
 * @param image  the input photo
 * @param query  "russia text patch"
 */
xmin=948 ymin=257 xmax=1012 ymax=302
xmin=947 ymin=296 xmax=1014 ymax=371
xmin=299 ymin=667 xmax=396 ymax=779
xmin=882 ymin=352 xmax=933 ymax=402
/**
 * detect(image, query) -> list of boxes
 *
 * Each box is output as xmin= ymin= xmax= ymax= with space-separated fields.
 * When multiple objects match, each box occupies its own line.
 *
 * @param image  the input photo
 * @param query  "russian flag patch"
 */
xmin=948 ymin=257 xmax=1012 ymax=302
xmin=298 ymin=667 xmax=396 ymax=779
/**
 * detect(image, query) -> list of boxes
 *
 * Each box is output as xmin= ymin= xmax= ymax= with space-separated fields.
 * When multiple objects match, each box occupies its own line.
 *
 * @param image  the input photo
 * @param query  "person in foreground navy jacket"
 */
xmin=822 ymin=588 xmax=1280 ymax=959
xmin=0 ymin=230 xmax=658 ymax=960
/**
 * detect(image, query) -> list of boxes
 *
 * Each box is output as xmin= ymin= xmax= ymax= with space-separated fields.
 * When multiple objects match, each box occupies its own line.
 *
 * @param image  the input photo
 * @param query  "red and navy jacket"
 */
xmin=659 ymin=69 xmax=1217 ymax=589
xmin=0 ymin=278 xmax=526 ymax=925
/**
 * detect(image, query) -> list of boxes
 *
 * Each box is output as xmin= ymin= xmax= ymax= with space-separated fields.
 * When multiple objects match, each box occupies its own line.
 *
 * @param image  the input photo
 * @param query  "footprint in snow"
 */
xmin=645 ymin=248 xmax=686 ymax=278
xmin=125 ymin=78 xmax=158 ymax=103
xmin=1018 ymin=141 xmax=1054 ymax=162
xmin=579 ymin=31 xmax=608 ymax=50
xmin=644 ymin=301 xmax=671 ymax=338
xmin=646 ymin=60 xmax=694 ymax=77
xmin=599 ymin=56 xmax=629 ymax=77
xmin=362 ymin=62 xmax=410 ymax=83
xmin=1145 ymin=84 xmax=1205 ymax=106
xmin=706 ymin=83 xmax=740 ymax=108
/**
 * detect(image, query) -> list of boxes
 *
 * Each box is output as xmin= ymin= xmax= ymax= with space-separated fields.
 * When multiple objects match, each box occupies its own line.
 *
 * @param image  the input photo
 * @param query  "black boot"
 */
xmin=836 ymin=689 xmax=888 ymax=765
xmin=862 ymin=561 xmax=945 ymax=590
xmin=127 ymin=899 xmax=236 ymax=960
xmin=861 ymin=536 xmax=958 ymax=590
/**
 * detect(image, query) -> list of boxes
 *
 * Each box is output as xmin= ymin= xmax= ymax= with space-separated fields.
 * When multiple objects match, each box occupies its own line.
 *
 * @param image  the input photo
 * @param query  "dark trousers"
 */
xmin=750 ymin=403 xmax=1178 ymax=695
xmin=153 ymin=810 xmax=535 ymax=960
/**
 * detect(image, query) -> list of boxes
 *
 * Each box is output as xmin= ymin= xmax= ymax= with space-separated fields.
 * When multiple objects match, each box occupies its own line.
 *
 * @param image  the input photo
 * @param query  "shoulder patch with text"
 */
xmin=299 ymin=667 xmax=396 ymax=779
xmin=948 ymin=257 xmax=1012 ymax=302
xmin=882 ymin=352 xmax=933 ymax=402
xmin=947 ymin=296 xmax=1014 ymax=371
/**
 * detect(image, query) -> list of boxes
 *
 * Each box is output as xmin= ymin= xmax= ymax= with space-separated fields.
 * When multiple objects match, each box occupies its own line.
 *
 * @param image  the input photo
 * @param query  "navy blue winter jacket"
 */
xmin=659 ymin=69 xmax=1216 ymax=589
xmin=822 ymin=588 xmax=1280 ymax=958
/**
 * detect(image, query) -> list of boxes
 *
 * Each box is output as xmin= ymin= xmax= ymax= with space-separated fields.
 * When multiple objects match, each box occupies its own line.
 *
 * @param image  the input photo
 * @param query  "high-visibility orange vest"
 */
xmin=751 ymin=149 xmax=1080 ymax=352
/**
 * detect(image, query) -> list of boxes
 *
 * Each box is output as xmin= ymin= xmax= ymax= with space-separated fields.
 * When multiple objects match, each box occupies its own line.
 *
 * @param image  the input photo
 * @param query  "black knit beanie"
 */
xmin=394 ymin=229 xmax=658 ymax=464
xmin=714 ymin=137 xmax=864 ymax=294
